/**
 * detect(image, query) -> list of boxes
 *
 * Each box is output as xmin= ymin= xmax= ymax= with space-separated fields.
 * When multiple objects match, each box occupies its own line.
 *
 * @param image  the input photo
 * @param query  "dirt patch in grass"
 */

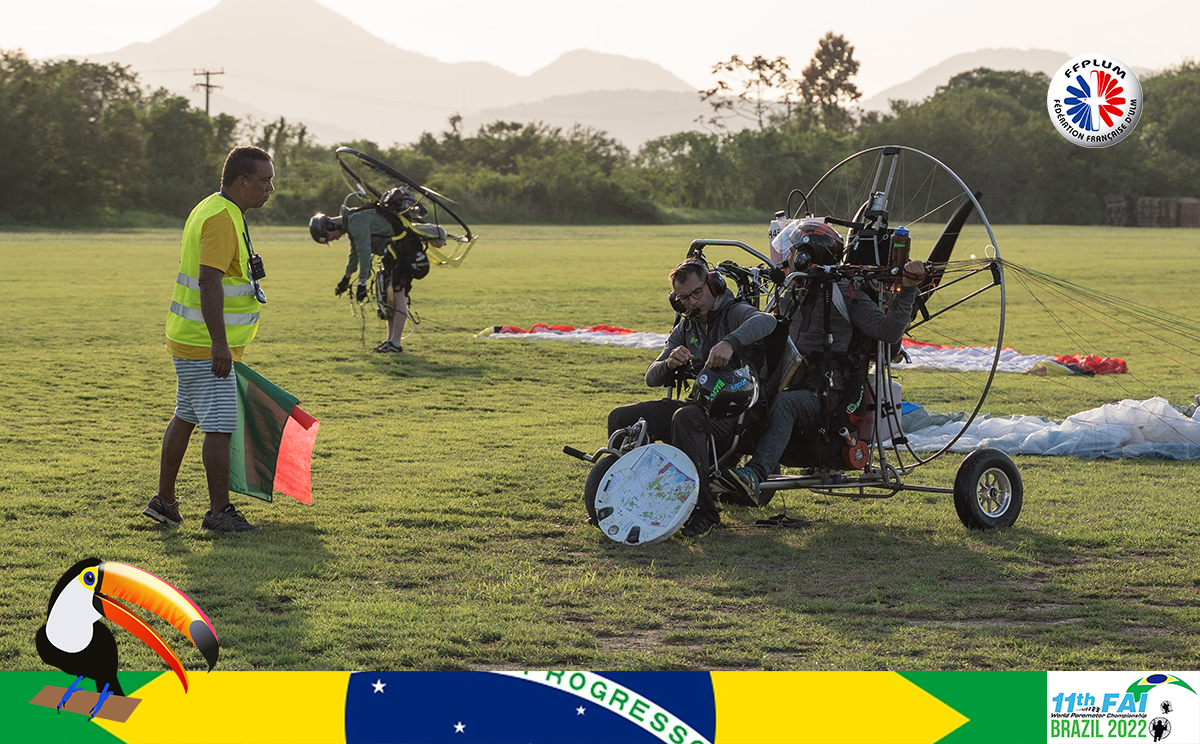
xmin=597 ymin=627 xmax=674 ymax=654
xmin=1121 ymin=625 xmax=1174 ymax=637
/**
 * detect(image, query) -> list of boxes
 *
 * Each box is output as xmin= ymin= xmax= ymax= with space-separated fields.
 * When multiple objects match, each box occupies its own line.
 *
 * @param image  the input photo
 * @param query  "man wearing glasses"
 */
xmin=143 ymin=146 xmax=274 ymax=533
xmin=605 ymin=260 xmax=775 ymax=537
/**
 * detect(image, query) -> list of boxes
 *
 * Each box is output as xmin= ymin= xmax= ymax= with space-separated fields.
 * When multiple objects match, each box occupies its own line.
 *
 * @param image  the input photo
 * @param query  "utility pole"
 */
xmin=192 ymin=69 xmax=224 ymax=116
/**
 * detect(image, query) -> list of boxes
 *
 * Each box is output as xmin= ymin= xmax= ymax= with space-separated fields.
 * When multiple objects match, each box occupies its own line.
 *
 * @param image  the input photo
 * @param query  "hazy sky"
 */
xmin=2 ymin=0 xmax=1194 ymax=97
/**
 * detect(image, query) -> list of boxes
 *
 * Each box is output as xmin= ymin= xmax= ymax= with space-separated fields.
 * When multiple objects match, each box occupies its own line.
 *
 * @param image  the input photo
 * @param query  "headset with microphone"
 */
xmin=668 ymin=260 xmax=726 ymax=314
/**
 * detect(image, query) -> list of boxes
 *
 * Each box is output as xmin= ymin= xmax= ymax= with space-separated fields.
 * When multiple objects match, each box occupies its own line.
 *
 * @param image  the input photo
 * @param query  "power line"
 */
xmin=192 ymin=68 xmax=224 ymax=116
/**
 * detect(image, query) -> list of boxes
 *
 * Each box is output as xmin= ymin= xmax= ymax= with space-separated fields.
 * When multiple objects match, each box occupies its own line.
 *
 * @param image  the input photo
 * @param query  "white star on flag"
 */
xmin=454 ymin=721 xmax=466 ymax=733
xmin=576 ymin=706 xmax=586 ymax=715
xmin=372 ymin=679 xmax=386 ymax=694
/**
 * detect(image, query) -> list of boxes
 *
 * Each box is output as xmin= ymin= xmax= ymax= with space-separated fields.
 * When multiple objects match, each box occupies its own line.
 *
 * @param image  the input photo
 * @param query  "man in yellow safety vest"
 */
xmin=143 ymin=146 xmax=274 ymax=533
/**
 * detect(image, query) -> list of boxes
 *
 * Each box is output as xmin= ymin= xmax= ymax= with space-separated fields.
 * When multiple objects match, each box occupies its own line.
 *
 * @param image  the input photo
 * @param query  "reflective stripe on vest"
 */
xmin=165 ymin=193 xmax=260 ymax=349
xmin=168 ymin=301 xmax=260 ymax=327
xmin=174 ymin=272 xmax=258 ymax=297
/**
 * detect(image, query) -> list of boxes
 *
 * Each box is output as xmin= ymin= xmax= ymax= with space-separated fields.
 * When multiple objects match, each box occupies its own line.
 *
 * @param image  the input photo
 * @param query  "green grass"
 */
xmin=655 ymin=207 xmax=775 ymax=224
xmin=0 ymin=224 xmax=1197 ymax=673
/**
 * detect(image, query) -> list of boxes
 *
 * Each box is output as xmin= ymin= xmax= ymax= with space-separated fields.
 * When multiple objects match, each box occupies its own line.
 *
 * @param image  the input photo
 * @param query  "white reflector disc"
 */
xmin=594 ymin=443 xmax=699 ymax=545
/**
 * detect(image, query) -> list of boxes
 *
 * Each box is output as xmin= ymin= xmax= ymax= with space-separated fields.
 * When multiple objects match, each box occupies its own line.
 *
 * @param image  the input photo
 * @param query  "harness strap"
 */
xmin=344 ymin=203 xmax=410 ymax=238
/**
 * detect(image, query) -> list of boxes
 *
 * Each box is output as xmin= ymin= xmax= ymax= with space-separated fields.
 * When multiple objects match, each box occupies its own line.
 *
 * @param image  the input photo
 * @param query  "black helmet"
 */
xmin=405 ymin=246 xmax=430 ymax=279
xmin=695 ymin=364 xmax=759 ymax=419
xmin=381 ymin=186 xmax=425 ymax=218
xmin=772 ymin=217 xmax=844 ymax=268
xmin=308 ymin=213 xmax=339 ymax=244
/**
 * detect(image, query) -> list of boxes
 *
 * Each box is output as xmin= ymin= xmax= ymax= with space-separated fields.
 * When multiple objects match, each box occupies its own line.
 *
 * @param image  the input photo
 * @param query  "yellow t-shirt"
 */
xmin=166 ymin=209 xmax=248 ymax=361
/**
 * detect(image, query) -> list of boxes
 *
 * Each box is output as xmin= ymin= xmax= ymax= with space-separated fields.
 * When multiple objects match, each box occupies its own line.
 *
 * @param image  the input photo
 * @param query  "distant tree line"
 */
xmin=0 ymin=51 xmax=236 ymax=223
xmin=2 ymin=45 xmax=1197 ymax=227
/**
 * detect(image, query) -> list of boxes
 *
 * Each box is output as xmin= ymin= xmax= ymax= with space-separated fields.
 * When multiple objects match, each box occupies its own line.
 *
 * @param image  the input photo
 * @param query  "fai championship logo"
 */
xmin=1048 ymin=671 xmax=1198 ymax=743
xmin=1047 ymin=53 xmax=1142 ymax=148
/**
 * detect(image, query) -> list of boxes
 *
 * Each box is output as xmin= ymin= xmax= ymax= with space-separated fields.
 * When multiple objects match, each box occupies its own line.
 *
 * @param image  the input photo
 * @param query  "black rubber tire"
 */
xmin=583 ymin=454 xmax=619 ymax=527
xmin=953 ymin=448 xmax=1023 ymax=529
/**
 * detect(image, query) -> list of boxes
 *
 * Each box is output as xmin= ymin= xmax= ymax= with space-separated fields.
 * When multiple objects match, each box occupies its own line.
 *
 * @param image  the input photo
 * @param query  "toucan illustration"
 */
xmin=35 ymin=558 xmax=219 ymax=718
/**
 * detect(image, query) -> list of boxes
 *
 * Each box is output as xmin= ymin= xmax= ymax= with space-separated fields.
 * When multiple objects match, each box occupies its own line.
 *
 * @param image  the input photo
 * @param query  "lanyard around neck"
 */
xmin=218 ymin=191 xmax=255 ymax=257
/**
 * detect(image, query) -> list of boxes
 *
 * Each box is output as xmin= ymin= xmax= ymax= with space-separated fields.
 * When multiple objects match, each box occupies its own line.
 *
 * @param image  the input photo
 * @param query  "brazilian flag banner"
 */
xmin=229 ymin=362 xmax=320 ymax=504
xmin=6 ymin=670 xmax=1196 ymax=743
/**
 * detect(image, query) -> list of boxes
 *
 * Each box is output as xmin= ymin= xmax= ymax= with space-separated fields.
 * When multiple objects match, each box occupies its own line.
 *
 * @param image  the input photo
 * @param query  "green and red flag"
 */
xmin=230 ymin=362 xmax=320 ymax=504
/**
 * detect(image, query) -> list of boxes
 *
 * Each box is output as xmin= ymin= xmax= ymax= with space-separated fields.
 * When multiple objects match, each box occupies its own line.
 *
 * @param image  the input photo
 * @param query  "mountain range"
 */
xmin=858 ymin=48 xmax=1071 ymax=112
xmin=83 ymin=0 xmax=697 ymax=146
xmin=76 ymin=0 xmax=1082 ymax=148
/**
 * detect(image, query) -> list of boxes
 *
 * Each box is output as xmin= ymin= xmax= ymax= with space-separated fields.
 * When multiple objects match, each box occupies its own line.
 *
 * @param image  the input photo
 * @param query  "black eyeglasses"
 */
xmin=675 ymin=284 xmax=707 ymax=302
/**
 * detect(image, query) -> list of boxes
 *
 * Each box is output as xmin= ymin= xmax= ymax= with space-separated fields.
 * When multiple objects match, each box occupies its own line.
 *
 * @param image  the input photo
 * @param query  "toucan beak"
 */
xmin=94 ymin=562 xmax=219 ymax=692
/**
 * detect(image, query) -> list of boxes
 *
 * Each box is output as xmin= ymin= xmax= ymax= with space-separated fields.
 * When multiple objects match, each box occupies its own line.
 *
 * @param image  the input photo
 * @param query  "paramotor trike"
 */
xmin=564 ymin=146 xmax=1023 ymax=543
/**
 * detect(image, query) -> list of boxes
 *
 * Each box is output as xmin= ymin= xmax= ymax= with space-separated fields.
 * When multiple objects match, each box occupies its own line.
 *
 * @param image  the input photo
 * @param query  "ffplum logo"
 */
xmin=1047 ymin=53 xmax=1142 ymax=148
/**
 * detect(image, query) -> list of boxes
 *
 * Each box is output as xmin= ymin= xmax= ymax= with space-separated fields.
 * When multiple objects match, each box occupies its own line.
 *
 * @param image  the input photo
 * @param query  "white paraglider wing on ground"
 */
xmin=900 ymin=396 xmax=1200 ymax=460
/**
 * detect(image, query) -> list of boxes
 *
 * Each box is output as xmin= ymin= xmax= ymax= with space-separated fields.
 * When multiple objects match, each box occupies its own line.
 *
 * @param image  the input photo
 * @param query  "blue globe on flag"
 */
xmin=1127 ymin=673 xmax=1197 ymax=703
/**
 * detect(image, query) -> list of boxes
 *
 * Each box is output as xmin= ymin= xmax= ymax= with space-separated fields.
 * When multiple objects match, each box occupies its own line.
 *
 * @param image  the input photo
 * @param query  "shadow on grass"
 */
xmin=176 ymin=523 xmax=333 ymax=670
xmin=357 ymin=352 xmax=495 ymax=380
xmin=590 ymin=512 xmax=1188 ymax=665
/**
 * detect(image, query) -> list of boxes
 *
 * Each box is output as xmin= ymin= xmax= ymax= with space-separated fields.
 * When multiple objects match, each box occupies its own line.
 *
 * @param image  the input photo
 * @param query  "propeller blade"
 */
xmin=925 ymin=190 xmax=982 ymax=288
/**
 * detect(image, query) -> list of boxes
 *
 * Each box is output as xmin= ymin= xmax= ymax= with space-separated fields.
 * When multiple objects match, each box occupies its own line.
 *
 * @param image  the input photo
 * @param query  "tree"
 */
xmin=1138 ymin=60 xmax=1200 ymax=197
xmin=0 ymin=51 xmax=148 ymax=221
xmin=633 ymin=131 xmax=732 ymax=208
xmin=936 ymin=67 xmax=1050 ymax=110
xmin=699 ymin=55 xmax=796 ymax=131
xmin=797 ymin=32 xmax=862 ymax=131
xmin=1143 ymin=60 xmax=1200 ymax=158
xmin=723 ymin=126 xmax=855 ymax=212
xmin=855 ymin=68 xmax=1156 ymax=224
xmin=143 ymin=92 xmax=231 ymax=218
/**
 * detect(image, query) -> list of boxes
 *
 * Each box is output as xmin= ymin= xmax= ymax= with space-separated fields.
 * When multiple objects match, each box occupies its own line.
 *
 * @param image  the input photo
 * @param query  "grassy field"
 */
xmin=0 ymin=224 xmax=1197 ymax=673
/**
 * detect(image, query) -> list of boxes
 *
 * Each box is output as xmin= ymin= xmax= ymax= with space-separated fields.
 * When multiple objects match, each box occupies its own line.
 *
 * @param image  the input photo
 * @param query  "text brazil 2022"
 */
xmin=1050 ymin=691 xmax=1149 ymax=739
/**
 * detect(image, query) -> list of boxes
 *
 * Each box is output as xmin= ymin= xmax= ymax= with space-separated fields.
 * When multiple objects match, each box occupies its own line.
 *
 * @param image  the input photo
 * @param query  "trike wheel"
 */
xmin=953 ymin=448 xmax=1022 ymax=529
xmin=583 ymin=454 xmax=619 ymax=527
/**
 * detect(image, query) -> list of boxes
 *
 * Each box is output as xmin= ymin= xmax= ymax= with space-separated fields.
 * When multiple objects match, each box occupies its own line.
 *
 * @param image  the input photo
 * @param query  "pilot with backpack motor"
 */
xmin=309 ymin=187 xmax=435 ymax=352
xmin=606 ymin=259 xmax=776 ymax=537
xmin=729 ymin=218 xmax=925 ymax=501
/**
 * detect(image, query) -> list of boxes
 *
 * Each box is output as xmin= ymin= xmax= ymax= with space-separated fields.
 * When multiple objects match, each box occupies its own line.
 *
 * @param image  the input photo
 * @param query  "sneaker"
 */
xmin=143 ymin=495 xmax=182 ymax=526
xmin=373 ymin=341 xmax=403 ymax=353
xmin=202 ymin=504 xmax=261 ymax=533
xmin=729 ymin=466 xmax=762 ymax=502
xmin=680 ymin=512 xmax=719 ymax=538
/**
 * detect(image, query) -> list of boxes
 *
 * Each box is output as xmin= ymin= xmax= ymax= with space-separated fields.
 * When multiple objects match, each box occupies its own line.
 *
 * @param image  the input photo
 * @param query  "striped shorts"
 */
xmin=172 ymin=358 xmax=238 ymax=433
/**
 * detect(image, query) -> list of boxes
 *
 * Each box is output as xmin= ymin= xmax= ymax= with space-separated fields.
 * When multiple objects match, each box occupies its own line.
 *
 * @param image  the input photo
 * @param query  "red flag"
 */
xmin=230 ymin=362 xmax=320 ymax=503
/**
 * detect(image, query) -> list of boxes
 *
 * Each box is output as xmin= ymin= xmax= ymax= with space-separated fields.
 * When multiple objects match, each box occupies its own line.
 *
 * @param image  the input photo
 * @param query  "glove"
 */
xmin=335 ymin=276 xmax=350 ymax=296
xmin=356 ymin=284 xmax=368 ymax=302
